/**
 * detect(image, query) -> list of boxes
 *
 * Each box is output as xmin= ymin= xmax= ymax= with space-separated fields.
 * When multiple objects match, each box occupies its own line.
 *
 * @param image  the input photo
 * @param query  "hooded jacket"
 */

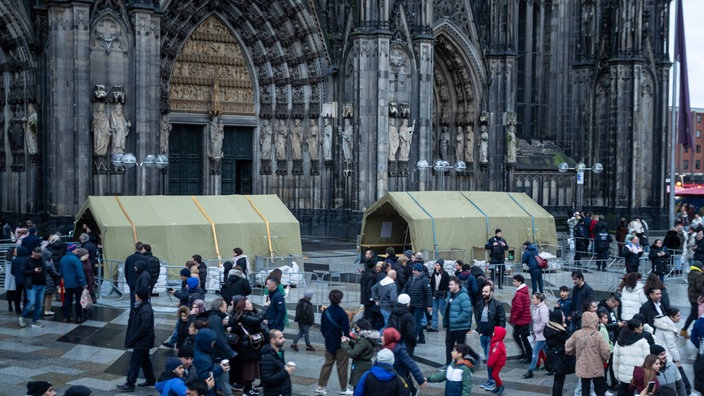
xmin=354 ymin=364 xmax=411 ymax=396
xmin=342 ymin=330 xmax=381 ymax=386
xmin=509 ymin=284 xmax=531 ymax=326
xmin=155 ymin=372 xmax=187 ymax=396
xmin=125 ymin=300 xmax=155 ymax=350
xmin=427 ymin=358 xmax=475 ymax=396
xmin=544 ymin=310 xmax=574 ymax=376
xmin=10 ymin=246 xmax=29 ymax=287
xmin=487 ymin=326 xmax=507 ymax=370
xmin=521 ymin=244 xmax=539 ymax=269
xmin=193 ymin=329 xmax=223 ymax=381
xmin=444 ymin=287 xmax=472 ymax=331
xmin=613 ymin=328 xmax=650 ymax=383
xmin=688 ymin=265 xmax=704 ymax=304
xmin=653 ymin=315 xmax=682 ymax=362
xmin=59 ymin=251 xmax=86 ymax=289
xmin=620 ymin=282 xmax=648 ymax=321
xmin=389 ymin=303 xmax=416 ymax=347
xmin=565 ymin=312 xmax=611 ymax=379
xmin=134 ymin=260 xmax=151 ymax=295
xmin=531 ymin=301 xmax=549 ymax=342
xmin=259 ymin=344 xmax=292 ymax=396
xmin=372 ymin=275 xmax=398 ymax=312
xmin=220 ymin=270 xmax=252 ymax=303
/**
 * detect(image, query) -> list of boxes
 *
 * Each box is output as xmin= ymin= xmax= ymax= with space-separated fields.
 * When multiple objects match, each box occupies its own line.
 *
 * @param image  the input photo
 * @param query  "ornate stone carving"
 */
xmin=110 ymin=103 xmax=131 ymax=154
xmin=505 ymin=112 xmax=517 ymax=163
xmin=160 ymin=114 xmax=171 ymax=154
xmin=208 ymin=116 xmax=224 ymax=160
xmin=91 ymin=17 xmax=126 ymax=53
xmin=398 ymin=119 xmax=415 ymax=162
xmin=93 ymin=103 xmax=111 ymax=156
xmin=307 ymin=118 xmax=320 ymax=161
xmin=110 ymin=85 xmax=125 ymax=104
xmin=9 ymin=110 xmax=25 ymax=171
xmin=275 ymin=119 xmax=288 ymax=160
xmin=92 ymin=84 xmax=108 ymax=103
xmin=169 ymin=16 xmax=254 ymax=115
xmin=341 ymin=118 xmax=354 ymax=162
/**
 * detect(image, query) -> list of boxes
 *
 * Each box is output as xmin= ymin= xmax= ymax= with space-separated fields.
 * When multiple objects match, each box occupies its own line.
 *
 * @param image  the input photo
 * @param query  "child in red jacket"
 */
xmin=487 ymin=326 xmax=507 ymax=394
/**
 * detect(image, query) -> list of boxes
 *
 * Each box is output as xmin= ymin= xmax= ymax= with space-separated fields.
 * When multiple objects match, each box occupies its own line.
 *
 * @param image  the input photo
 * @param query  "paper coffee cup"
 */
xmin=221 ymin=359 xmax=229 ymax=367
xmin=286 ymin=361 xmax=296 ymax=368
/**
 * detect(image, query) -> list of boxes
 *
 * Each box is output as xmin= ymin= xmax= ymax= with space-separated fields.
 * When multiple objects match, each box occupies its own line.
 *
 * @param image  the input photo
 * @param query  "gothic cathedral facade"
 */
xmin=0 ymin=0 xmax=672 ymax=234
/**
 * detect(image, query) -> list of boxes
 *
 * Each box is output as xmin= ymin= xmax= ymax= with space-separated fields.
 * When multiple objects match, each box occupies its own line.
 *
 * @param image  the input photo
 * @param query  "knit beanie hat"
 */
xmin=398 ymin=293 xmax=411 ymax=305
xmin=304 ymin=289 xmax=314 ymax=299
xmin=164 ymin=356 xmax=183 ymax=373
xmin=385 ymin=247 xmax=395 ymax=255
xmin=63 ymin=385 xmax=92 ymax=396
xmin=650 ymin=344 xmax=666 ymax=356
xmin=136 ymin=288 xmax=150 ymax=302
xmin=26 ymin=381 xmax=52 ymax=396
xmin=376 ymin=348 xmax=395 ymax=365
xmin=413 ymin=263 xmax=424 ymax=272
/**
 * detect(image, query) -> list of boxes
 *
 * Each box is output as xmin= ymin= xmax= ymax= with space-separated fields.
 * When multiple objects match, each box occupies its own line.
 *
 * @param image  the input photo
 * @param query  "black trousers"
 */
xmin=445 ymin=329 xmax=467 ymax=365
xmin=126 ymin=348 xmax=155 ymax=386
xmin=513 ymin=324 xmax=532 ymax=359
xmin=683 ymin=301 xmax=699 ymax=332
xmin=552 ymin=374 xmax=566 ymax=396
xmin=582 ymin=377 xmax=607 ymax=396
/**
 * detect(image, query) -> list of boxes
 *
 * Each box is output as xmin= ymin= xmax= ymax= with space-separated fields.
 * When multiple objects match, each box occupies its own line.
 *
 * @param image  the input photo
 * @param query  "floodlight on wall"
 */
xmin=111 ymin=153 xmax=168 ymax=169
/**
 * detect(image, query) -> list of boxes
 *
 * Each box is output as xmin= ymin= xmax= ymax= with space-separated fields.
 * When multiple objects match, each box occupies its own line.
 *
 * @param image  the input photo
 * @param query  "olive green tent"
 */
xmin=74 ymin=195 xmax=302 ymax=277
xmin=359 ymin=191 xmax=557 ymax=261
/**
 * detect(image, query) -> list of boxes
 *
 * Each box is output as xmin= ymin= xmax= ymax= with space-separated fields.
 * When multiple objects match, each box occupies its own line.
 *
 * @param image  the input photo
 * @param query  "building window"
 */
xmin=698 ymin=145 xmax=702 ymax=153
xmin=698 ymin=130 xmax=702 ymax=138
xmin=684 ymin=160 xmax=689 ymax=169
xmin=697 ymin=160 xmax=701 ymax=170
xmin=698 ymin=114 xmax=702 ymax=123
xmin=685 ymin=147 xmax=689 ymax=153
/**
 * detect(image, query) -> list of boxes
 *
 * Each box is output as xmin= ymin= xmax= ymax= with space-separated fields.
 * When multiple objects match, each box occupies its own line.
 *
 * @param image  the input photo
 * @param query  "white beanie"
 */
xmin=376 ymin=348 xmax=395 ymax=365
xmin=398 ymin=293 xmax=411 ymax=305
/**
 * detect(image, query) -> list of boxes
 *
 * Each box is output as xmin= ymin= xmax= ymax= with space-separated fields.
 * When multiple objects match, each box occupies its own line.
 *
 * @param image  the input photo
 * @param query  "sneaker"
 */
xmin=19 ymin=316 xmax=26 ymax=327
xmin=340 ymin=387 xmax=353 ymax=395
xmin=44 ymin=311 xmax=54 ymax=316
xmin=484 ymin=383 xmax=497 ymax=391
xmin=31 ymin=321 xmax=44 ymax=328
xmin=315 ymin=386 xmax=327 ymax=395
xmin=492 ymin=385 xmax=504 ymax=394
xmin=291 ymin=344 xmax=299 ymax=352
xmin=161 ymin=341 xmax=175 ymax=348
xmin=436 ymin=365 xmax=448 ymax=372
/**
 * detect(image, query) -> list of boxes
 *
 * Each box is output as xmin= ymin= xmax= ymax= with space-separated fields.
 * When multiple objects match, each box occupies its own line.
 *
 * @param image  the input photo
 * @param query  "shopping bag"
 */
xmin=80 ymin=288 xmax=92 ymax=310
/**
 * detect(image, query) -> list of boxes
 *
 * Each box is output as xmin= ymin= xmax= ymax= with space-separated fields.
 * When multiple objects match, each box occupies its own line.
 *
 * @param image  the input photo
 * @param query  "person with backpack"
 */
xmin=469 ymin=266 xmax=488 ymax=307
xmin=388 ymin=294 xmax=417 ymax=356
xmin=521 ymin=241 xmax=543 ymax=294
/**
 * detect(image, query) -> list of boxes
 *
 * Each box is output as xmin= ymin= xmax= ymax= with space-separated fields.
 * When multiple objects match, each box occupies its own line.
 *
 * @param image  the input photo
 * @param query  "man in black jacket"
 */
xmin=19 ymin=247 xmax=47 ymax=328
xmin=474 ymin=284 xmax=506 ymax=363
xmin=259 ymin=329 xmax=294 ymax=396
xmin=360 ymin=258 xmax=377 ymax=322
xmin=124 ymin=242 xmax=145 ymax=310
xmin=143 ymin=244 xmax=160 ymax=295
xmin=638 ymin=287 xmax=664 ymax=327
xmin=118 ymin=288 xmax=156 ymax=392
xmin=569 ymin=270 xmax=594 ymax=330
xmin=402 ymin=263 xmax=432 ymax=345
xmin=485 ymin=229 xmax=508 ymax=289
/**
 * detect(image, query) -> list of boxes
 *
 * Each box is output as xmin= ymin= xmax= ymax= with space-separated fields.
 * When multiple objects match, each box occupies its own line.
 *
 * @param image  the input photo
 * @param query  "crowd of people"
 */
xmin=4 ymin=218 xmax=704 ymax=396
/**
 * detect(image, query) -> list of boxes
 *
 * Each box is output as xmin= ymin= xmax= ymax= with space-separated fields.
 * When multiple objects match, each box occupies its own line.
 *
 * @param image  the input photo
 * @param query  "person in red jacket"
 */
xmin=509 ymin=274 xmax=532 ymax=362
xmin=487 ymin=326 xmax=507 ymax=394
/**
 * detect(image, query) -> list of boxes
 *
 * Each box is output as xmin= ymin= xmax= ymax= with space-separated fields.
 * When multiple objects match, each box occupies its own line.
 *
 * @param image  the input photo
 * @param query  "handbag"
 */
xmin=80 ymin=288 xmax=92 ymax=309
xmin=240 ymin=323 xmax=264 ymax=349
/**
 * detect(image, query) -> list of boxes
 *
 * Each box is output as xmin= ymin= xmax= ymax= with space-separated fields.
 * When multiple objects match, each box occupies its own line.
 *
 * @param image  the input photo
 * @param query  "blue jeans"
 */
xmin=380 ymin=308 xmax=391 ymax=328
xmin=530 ymin=268 xmax=544 ymax=294
xmin=480 ymin=335 xmax=494 ymax=384
xmin=22 ymin=285 xmax=45 ymax=322
xmin=529 ymin=340 xmax=547 ymax=371
xmin=432 ymin=297 xmax=447 ymax=330
xmin=411 ymin=307 xmax=426 ymax=342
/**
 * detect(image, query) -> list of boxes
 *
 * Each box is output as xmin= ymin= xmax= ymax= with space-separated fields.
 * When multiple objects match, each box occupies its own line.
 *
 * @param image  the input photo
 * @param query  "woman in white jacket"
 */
xmin=653 ymin=307 xmax=683 ymax=364
xmin=524 ymin=292 xmax=549 ymax=378
xmin=613 ymin=318 xmax=651 ymax=395
xmin=618 ymin=272 xmax=647 ymax=321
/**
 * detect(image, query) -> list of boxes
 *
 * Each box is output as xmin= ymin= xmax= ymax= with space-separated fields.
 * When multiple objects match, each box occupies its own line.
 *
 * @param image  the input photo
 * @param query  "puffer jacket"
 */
xmin=613 ymin=328 xmax=650 ymax=383
xmin=619 ymin=283 xmax=648 ymax=321
xmin=259 ymin=344 xmax=292 ymax=396
xmin=220 ymin=270 xmax=252 ymax=303
xmin=427 ymin=359 xmax=474 ymax=396
xmin=389 ymin=303 xmax=416 ymax=347
xmin=531 ymin=301 xmax=549 ymax=341
xmin=688 ymin=266 xmax=704 ymax=304
xmin=521 ymin=244 xmax=539 ymax=269
xmin=487 ymin=326 xmax=507 ymax=370
xmin=509 ymin=284 xmax=531 ymax=326
xmin=653 ymin=315 xmax=682 ymax=362
xmin=444 ymin=287 xmax=472 ymax=331
xmin=565 ymin=312 xmax=611 ymax=379
xmin=342 ymin=330 xmax=380 ymax=386
xmin=544 ymin=319 xmax=574 ymax=376
xmin=402 ymin=272 xmax=432 ymax=309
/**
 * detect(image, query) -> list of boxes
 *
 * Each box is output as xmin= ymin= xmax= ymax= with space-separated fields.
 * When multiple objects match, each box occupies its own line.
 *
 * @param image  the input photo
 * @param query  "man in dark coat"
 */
xmin=265 ymin=277 xmax=286 ymax=331
xmin=117 ymin=288 xmax=156 ymax=392
xmin=360 ymin=258 xmax=377 ymax=322
xmin=134 ymin=260 xmax=151 ymax=307
xmin=143 ymin=244 xmax=160 ymax=295
xmin=79 ymin=232 xmax=98 ymax=275
xmin=388 ymin=294 xmax=417 ymax=355
xmin=20 ymin=227 xmax=42 ymax=251
xmin=638 ymin=287 xmax=664 ymax=327
xmin=19 ymin=247 xmax=47 ymax=327
xmin=259 ymin=329 xmax=293 ymax=396
xmin=124 ymin=242 xmax=145 ymax=310
xmin=569 ymin=270 xmax=594 ymax=330
xmin=220 ymin=267 xmax=252 ymax=304
xmin=401 ymin=263 xmax=432 ymax=345
xmin=485 ymin=229 xmax=508 ymax=289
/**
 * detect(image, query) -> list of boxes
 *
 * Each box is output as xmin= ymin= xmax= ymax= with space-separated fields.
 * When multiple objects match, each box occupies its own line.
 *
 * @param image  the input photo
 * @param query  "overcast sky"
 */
xmin=672 ymin=0 xmax=704 ymax=109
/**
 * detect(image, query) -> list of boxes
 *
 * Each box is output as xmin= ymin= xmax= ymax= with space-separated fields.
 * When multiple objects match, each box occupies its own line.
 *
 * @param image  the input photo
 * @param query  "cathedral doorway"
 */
xmin=168 ymin=125 xmax=204 ymax=195
xmin=222 ymin=126 xmax=253 ymax=195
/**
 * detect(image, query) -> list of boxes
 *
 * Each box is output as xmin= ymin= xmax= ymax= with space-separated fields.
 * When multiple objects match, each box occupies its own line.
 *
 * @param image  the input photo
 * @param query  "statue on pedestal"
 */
xmin=275 ymin=119 xmax=287 ymax=160
xmin=110 ymin=103 xmax=131 ymax=154
xmin=208 ymin=116 xmax=224 ymax=160
xmin=388 ymin=117 xmax=399 ymax=161
xmin=323 ymin=118 xmax=333 ymax=161
xmin=291 ymin=118 xmax=303 ymax=160
xmin=307 ymin=118 xmax=319 ymax=160
xmin=454 ymin=126 xmax=464 ymax=162
xmin=93 ymin=103 xmax=111 ymax=156
xmin=479 ymin=125 xmax=489 ymax=163
xmin=260 ymin=119 xmax=273 ymax=159
xmin=398 ymin=119 xmax=415 ymax=162
xmin=341 ymin=118 xmax=354 ymax=162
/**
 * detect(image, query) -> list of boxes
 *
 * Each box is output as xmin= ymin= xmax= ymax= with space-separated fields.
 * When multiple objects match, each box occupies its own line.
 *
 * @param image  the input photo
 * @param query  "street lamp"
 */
xmin=112 ymin=153 xmax=169 ymax=169
xmin=558 ymin=161 xmax=603 ymax=211
xmin=417 ymin=159 xmax=466 ymax=190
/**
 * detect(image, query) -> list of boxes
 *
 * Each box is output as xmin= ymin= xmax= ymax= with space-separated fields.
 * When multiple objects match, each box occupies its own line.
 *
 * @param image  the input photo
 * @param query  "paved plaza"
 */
xmin=0 ymin=237 xmax=701 ymax=395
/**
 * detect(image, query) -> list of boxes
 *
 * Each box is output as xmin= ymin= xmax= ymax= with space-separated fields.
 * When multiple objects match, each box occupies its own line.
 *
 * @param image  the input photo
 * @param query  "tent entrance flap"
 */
xmin=359 ymin=202 xmax=412 ymax=254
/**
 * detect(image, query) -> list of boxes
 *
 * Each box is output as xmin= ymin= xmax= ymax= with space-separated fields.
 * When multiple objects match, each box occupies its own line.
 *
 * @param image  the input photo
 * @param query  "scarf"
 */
xmin=546 ymin=320 xmax=566 ymax=332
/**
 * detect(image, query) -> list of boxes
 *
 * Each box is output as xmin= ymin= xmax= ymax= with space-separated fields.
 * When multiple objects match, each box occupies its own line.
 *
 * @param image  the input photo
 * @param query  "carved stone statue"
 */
xmin=260 ymin=119 xmax=273 ymax=159
xmin=464 ymin=125 xmax=474 ymax=163
xmin=454 ymin=126 xmax=464 ymax=162
xmin=439 ymin=126 xmax=450 ymax=160
xmin=479 ymin=125 xmax=489 ymax=163
xmin=159 ymin=114 xmax=172 ymax=155
xmin=323 ymin=118 xmax=333 ymax=160
xmin=92 ymin=84 xmax=107 ymax=102
xmin=275 ymin=119 xmax=287 ymax=160
xmin=388 ymin=117 xmax=399 ymax=161
xmin=341 ymin=118 xmax=354 ymax=162
xmin=25 ymin=103 xmax=38 ymax=155
xmin=110 ymin=103 xmax=131 ymax=154
xmin=208 ymin=116 xmax=224 ymax=160
xmin=307 ymin=118 xmax=319 ymax=160
xmin=398 ymin=119 xmax=415 ymax=162
xmin=8 ymin=110 xmax=24 ymax=156
xmin=506 ymin=123 xmax=517 ymax=163
xmin=93 ymin=103 xmax=111 ymax=156
xmin=291 ymin=118 xmax=303 ymax=160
